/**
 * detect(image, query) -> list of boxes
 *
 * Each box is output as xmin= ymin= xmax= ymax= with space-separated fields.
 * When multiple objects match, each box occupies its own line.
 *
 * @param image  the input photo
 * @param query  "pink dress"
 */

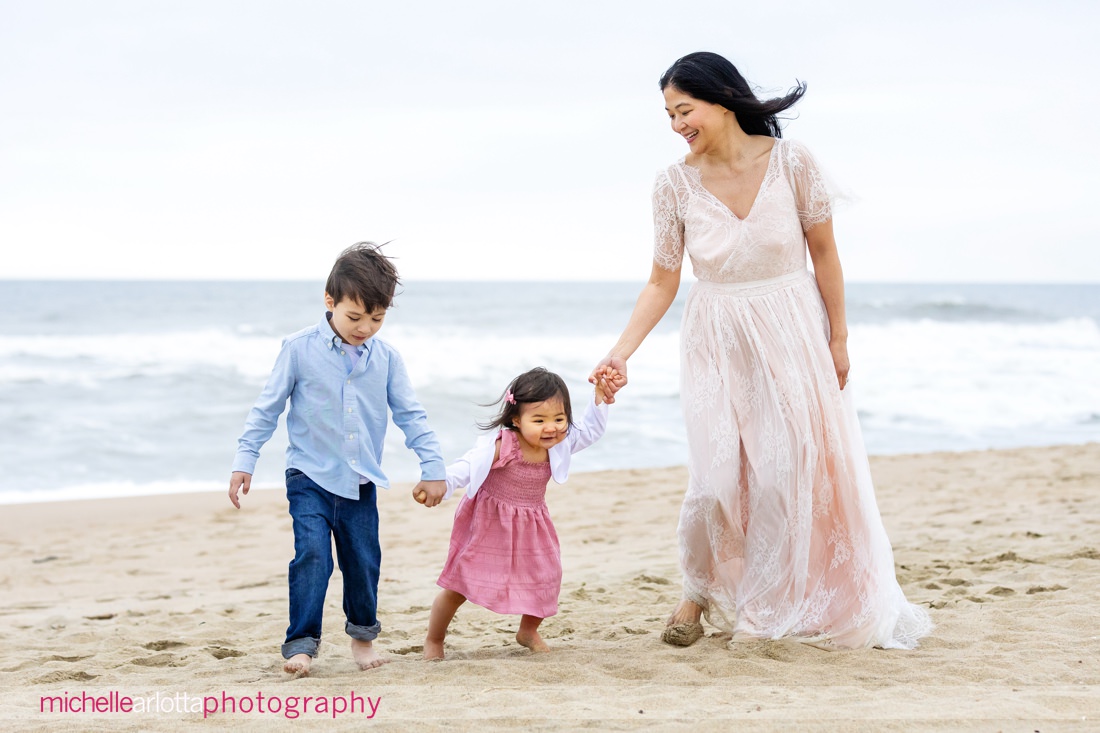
xmin=654 ymin=138 xmax=932 ymax=649
xmin=437 ymin=429 xmax=562 ymax=618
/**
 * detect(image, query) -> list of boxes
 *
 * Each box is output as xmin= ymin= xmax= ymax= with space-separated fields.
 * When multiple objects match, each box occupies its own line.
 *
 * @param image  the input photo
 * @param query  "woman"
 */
xmin=591 ymin=52 xmax=931 ymax=649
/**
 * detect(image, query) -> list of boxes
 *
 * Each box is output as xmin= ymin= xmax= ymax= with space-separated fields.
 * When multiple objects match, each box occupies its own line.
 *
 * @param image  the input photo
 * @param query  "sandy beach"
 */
xmin=2 ymin=443 xmax=1099 ymax=731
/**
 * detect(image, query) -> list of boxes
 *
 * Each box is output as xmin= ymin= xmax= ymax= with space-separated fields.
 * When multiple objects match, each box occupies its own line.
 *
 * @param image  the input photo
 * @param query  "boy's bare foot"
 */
xmin=351 ymin=639 xmax=387 ymax=670
xmin=283 ymin=653 xmax=311 ymax=676
xmin=423 ymin=638 xmax=445 ymax=661
xmin=516 ymin=629 xmax=550 ymax=653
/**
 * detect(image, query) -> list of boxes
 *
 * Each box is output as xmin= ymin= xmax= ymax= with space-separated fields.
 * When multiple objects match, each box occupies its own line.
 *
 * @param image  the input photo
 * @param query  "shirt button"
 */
xmin=347 ymin=379 xmax=351 ymax=384
xmin=348 ymin=433 xmax=354 ymax=439
xmin=350 ymin=459 xmax=356 ymax=464
xmin=347 ymin=408 xmax=353 ymax=413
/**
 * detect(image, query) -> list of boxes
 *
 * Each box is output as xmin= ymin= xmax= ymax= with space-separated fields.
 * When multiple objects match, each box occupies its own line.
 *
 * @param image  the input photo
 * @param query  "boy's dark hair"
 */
xmin=479 ymin=367 xmax=574 ymax=432
xmin=325 ymin=242 xmax=400 ymax=312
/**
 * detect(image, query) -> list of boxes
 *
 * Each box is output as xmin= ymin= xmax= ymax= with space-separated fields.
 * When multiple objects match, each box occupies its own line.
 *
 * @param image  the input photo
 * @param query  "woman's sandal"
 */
xmin=661 ymin=622 xmax=704 ymax=646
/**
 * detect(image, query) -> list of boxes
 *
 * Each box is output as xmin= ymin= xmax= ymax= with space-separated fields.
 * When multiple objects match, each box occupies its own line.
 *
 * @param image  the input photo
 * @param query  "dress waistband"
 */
xmin=692 ymin=269 xmax=812 ymax=296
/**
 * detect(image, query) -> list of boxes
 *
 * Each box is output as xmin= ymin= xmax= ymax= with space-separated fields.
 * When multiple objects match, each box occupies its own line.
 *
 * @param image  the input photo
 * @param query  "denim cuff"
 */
xmin=281 ymin=636 xmax=320 ymax=659
xmin=345 ymin=620 xmax=381 ymax=641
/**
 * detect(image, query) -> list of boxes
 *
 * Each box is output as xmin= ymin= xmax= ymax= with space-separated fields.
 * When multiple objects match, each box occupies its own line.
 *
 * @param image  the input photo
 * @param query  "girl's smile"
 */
xmin=512 ymin=398 xmax=569 ymax=456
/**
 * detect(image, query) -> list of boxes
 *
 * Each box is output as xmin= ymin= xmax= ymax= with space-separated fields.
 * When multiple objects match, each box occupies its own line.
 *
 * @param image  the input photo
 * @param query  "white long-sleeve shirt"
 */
xmin=443 ymin=398 xmax=608 ymax=500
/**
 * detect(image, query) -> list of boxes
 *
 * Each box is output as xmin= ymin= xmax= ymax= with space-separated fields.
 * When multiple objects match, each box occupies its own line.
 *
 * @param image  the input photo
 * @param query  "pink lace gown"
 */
xmin=436 ymin=429 xmax=562 ymax=618
xmin=654 ymin=138 xmax=932 ymax=649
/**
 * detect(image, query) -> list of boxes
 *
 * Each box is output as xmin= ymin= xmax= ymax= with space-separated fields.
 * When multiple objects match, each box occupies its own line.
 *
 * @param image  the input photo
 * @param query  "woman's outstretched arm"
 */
xmin=589 ymin=261 xmax=682 ymax=402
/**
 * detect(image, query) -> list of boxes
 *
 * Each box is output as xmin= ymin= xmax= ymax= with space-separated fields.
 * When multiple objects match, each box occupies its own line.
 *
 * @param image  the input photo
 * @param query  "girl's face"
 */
xmin=512 ymin=397 xmax=569 ymax=453
xmin=663 ymin=85 xmax=732 ymax=154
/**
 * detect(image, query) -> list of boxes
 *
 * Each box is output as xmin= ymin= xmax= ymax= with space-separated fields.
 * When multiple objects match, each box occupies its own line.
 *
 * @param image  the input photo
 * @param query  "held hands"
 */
xmin=593 ymin=366 xmax=627 ymax=405
xmin=228 ymin=471 xmax=252 ymax=509
xmin=413 ymin=480 xmax=447 ymax=508
xmin=589 ymin=356 xmax=628 ymax=404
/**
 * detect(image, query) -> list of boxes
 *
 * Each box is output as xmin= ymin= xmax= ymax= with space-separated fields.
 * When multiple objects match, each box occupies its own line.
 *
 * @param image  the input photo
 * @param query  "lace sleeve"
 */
xmin=652 ymin=169 xmax=685 ymax=271
xmin=784 ymin=140 xmax=835 ymax=231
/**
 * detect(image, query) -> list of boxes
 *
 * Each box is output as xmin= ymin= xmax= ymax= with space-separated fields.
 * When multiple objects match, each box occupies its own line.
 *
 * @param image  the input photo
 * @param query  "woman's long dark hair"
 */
xmin=659 ymin=52 xmax=806 ymax=138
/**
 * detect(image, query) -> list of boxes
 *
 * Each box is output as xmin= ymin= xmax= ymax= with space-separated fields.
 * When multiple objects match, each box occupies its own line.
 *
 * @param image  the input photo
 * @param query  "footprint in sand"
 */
xmin=33 ymin=670 xmax=97 ymax=684
xmin=131 ymin=654 xmax=183 ymax=667
xmin=207 ymin=646 xmax=245 ymax=659
xmin=986 ymin=586 xmax=1016 ymax=597
xmin=1027 ymin=584 xmax=1068 ymax=594
xmin=142 ymin=640 xmax=186 ymax=651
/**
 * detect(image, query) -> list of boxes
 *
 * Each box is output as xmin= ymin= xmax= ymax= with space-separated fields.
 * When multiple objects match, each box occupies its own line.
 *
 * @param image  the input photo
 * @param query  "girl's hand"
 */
xmin=595 ymin=377 xmax=609 ymax=405
xmin=830 ymin=338 xmax=850 ymax=391
xmin=594 ymin=368 xmax=626 ymax=405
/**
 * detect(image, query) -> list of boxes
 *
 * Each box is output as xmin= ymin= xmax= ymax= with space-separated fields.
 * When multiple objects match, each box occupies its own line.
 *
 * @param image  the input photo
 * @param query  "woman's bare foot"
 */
xmin=662 ymin=599 xmax=705 ymax=646
xmin=351 ymin=639 xmax=387 ymax=670
xmin=516 ymin=628 xmax=550 ymax=653
xmin=666 ymin=599 xmax=704 ymax=626
xmin=283 ymin=653 xmax=311 ymax=676
xmin=423 ymin=639 xmax=445 ymax=661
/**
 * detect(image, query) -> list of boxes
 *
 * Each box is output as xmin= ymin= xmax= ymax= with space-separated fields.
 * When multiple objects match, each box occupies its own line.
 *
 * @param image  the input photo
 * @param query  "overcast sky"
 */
xmin=2 ymin=0 xmax=1097 ymax=282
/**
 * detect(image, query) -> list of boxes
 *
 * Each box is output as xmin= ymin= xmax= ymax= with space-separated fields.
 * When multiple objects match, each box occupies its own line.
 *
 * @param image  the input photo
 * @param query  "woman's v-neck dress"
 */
xmin=653 ymin=138 xmax=932 ymax=649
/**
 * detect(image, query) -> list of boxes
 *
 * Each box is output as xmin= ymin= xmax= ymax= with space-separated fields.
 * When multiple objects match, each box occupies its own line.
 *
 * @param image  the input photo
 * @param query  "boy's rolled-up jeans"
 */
xmin=281 ymin=468 xmax=381 ymax=659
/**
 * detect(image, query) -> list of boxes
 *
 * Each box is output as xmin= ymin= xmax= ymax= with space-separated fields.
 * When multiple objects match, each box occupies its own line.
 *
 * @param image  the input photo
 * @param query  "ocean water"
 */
xmin=1 ymin=280 xmax=1098 ymax=504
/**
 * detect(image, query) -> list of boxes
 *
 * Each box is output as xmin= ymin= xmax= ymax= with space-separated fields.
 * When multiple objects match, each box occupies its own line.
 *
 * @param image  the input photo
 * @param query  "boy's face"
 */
xmin=324 ymin=294 xmax=386 ymax=346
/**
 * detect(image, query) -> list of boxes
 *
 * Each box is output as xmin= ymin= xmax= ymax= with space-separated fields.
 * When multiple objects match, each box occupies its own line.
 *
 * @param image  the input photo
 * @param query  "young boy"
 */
xmin=229 ymin=242 xmax=447 ymax=675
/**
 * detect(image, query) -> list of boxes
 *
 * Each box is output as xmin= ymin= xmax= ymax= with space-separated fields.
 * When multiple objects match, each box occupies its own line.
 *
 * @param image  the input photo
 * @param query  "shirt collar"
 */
xmin=321 ymin=312 xmax=344 ymax=350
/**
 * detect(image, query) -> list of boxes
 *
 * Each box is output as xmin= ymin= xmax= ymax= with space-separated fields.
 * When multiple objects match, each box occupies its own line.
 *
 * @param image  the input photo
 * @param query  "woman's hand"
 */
xmin=830 ymin=338 xmax=850 ymax=390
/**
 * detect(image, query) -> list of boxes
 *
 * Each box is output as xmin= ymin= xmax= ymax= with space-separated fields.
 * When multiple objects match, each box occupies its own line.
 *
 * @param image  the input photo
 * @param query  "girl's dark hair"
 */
xmin=659 ymin=51 xmax=806 ymax=138
xmin=479 ymin=367 xmax=573 ymax=432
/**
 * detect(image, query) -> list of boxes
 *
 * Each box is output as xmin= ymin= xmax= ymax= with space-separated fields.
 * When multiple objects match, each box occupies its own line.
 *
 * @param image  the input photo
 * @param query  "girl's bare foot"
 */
xmin=516 ymin=614 xmax=550 ymax=652
xmin=516 ymin=628 xmax=550 ymax=652
xmin=351 ymin=639 xmax=387 ymax=670
xmin=283 ymin=653 xmax=311 ymax=676
xmin=423 ymin=639 xmax=445 ymax=661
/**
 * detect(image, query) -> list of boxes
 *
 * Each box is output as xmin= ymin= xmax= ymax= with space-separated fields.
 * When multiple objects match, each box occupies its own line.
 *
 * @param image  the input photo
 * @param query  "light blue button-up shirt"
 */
xmin=232 ymin=313 xmax=445 ymax=499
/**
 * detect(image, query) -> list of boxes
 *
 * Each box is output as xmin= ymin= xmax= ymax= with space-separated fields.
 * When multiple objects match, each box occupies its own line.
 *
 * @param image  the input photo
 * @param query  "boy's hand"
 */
xmin=229 ymin=471 xmax=252 ymax=509
xmin=413 ymin=480 xmax=447 ymax=508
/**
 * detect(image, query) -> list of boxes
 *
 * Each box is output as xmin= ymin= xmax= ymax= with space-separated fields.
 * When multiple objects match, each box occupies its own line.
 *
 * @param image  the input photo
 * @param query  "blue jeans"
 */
xmin=281 ymin=468 xmax=381 ymax=659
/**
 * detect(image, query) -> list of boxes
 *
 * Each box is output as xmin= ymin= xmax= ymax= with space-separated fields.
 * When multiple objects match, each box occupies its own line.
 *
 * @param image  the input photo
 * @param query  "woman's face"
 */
xmin=663 ymin=86 xmax=731 ymax=153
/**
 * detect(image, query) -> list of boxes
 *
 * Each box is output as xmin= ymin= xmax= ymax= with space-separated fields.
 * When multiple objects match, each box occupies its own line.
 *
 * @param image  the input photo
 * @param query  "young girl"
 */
xmin=422 ymin=366 xmax=621 ymax=660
